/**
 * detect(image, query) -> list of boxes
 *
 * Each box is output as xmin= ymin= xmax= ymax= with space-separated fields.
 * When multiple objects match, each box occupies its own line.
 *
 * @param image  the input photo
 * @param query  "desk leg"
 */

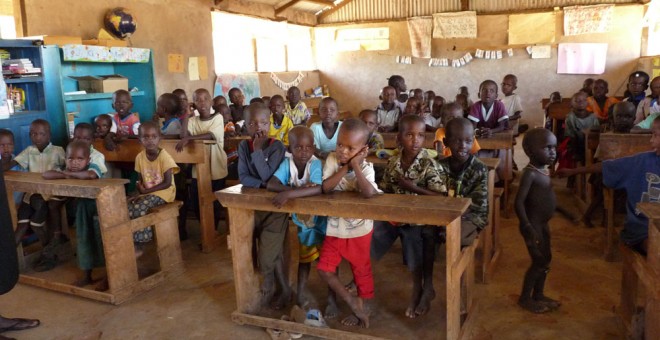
xmin=646 ymin=218 xmax=660 ymax=340
xmin=5 ymin=184 xmax=24 ymax=271
xmin=503 ymin=149 xmax=512 ymax=218
xmin=227 ymin=207 xmax=260 ymax=313
xmin=603 ymin=188 xmax=617 ymax=262
xmin=97 ymin=186 xmax=136 ymax=297
xmin=446 ymin=217 xmax=462 ymax=340
xmin=197 ymin=158 xmax=217 ymax=253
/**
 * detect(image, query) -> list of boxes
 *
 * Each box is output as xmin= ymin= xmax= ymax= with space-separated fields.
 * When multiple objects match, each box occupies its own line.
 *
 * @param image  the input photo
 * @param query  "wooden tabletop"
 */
xmin=476 ymin=130 xmax=514 ymax=150
xmin=216 ymin=185 xmax=470 ymax=226
xmin=597 ymin=133 xmax=652 ymax=161
xmin=638 ymin=202 xmax=660 ymax=219
xmin=4 ymin=171 xmax=127 ymax=199
xmin=93 ymin=139 xmax=214 ymax=164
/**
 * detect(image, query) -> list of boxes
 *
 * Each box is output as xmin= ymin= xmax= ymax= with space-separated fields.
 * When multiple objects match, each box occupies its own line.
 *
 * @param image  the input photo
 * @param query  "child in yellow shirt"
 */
xmin=269 ymin=95 xmax=294 ymax=145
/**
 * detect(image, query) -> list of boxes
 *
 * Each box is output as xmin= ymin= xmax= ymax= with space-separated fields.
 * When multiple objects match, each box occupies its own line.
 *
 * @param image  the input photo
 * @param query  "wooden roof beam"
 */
xmin=303 ymin=0 xmax=335 ymax=6
xmin=317 ymin=0 xmax=353 ymax=20
xmin=461 ymin=0 xmax=470 ymax=11
xmin=275 ymin=0 xmax=301 ymax=15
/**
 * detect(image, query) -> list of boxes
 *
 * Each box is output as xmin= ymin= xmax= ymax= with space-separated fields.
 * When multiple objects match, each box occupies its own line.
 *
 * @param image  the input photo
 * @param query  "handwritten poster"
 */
xmin=188 ymin=57 xmax=199 ymax=81
xmin=557 ymin=43 xmax=608 ymax=75
xmin=167 ymin=54 xmax=184 ymax=73
xmin=432 ymin=11 xmax=477 ymax=39
xmin=198 ymin=56 xmax=208 ymax=80
xmin=508 ymin=12 xmax=556 ymax=45
xmin=564 ymin=4 xmax=613 ymax=36
xmin=531 ymin=45 xmax=552 ymax=59
xmin=407 ymin=17 xmax=433 ymax=58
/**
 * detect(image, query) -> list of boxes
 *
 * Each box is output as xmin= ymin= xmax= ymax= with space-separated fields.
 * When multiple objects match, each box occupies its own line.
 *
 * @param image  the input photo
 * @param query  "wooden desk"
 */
xmin=619 ymin=202 xmax=660 ymax=339
xmin=216 ymin=185 xmax=474 ymax=340
xmin=225 ymin=136 xmax=250 ymax=150
xmin=93 ymin=139 xmax=220 ymax=253
xmin=4 ymin=172 xmax=184 ymax=304
xmin=477 ymin=130 xmax=514 ymax=217
xmin=540 ymin=98 xmax=572 ymax=137
xmin=599 ymin=133 xmax=653 ymax=261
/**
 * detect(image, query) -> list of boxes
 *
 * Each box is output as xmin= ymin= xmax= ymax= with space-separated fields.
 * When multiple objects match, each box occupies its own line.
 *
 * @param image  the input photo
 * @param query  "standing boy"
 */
xmin=285 ymin=86 xmax=311 ymax=126
xmin=515 ymin=128 xmax=559 ymax=314
xmin=500 ymin=74 xmax=523 ymax=135
xmin=318 ymin=118 xmax=380 ymax=328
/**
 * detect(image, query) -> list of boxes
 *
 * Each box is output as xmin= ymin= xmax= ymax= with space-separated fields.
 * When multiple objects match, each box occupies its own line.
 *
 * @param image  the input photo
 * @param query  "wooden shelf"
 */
xmin=64 ymin=90 xmax=144 ymax=102
xmin=4 ymin=76 xmax=43 ymax=84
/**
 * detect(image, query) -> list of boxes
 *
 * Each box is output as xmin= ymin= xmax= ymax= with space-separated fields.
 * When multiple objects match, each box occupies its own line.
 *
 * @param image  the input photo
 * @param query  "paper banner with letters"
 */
xmin=407 ymin=17 xmax=433 ymax=58
xmin=564 ymin=4 xmax=613 ymax=36
xmin=508 ymin=12 xmax=556 ymax=44
xmin=62 ymin=45 xmax=150 ymax=63
xmin=557 ymin=43 xmax=607 ymax=74
xmin=432 ymin=11 xmax=477 ymax=39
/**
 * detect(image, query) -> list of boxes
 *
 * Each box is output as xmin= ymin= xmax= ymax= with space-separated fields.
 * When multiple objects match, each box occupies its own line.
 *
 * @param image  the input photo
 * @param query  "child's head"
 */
xmin=0 ymin=129 xmax=14 ymax=161
xmin=413 ymin=89 xmax=424 ymax=101
xmin=336 ymin=118 xmax=370 ymax=164
xmin=432 ymin=96 xmax=445 ymax=118
xmin=246 ymin=102 xmax=271 ymax=137
xmin=138 ymin=121 xmax=161 ymax=152
xmin=94 ymin=114 xmax=113 ymax=138
xmin=112 ymin=90 xmax=133 ymax=118
xmin=651 ymin=115 xmax=660 ymax=153
xmin=398 ymin=114 xmax=426 ymax=156
xmin=459 ymin=86 xmax=469 ymax=96
xmin=440 ymin=102 xmax=465 ymax=127
xmin=522 ymin=128 xmax=557 ymax=167
xmin=217 ymin=104 xmax=231 ymax=123
xmin=478 ymin=80 xmax=498 ymax=105
xmin=212 ymin=95 xmax=227 ymax=112
xmin=193 ymin=88 xmax=212 ymax=119
xmin=288 ymin=126 xmax=316 ymax=166
xmin=359 ymin=109 xmax=378 ymax=133
xmin=627 ymin=71 xmax=650 ymax=97
xmin=455 ymin=93 xmax=468 ymax=111
xmin=611 ymin=102 xmax=636 ymax=133
xmin=501 ymin=74 xmax=517 ymax=96
xmin=65 ymin=140 xmax=91 ymax=172
xmin=287 ymin=86 xmax=301 ymax=105
xmin=228 ymin=88 xmax=244 ymax=106
xmin=443 ymin=117 xmax=475 ymax=163
xmin=582 ymin=78 xmax=595 ymax=94
xmin=269 ymin=95 xmax=285 ymax=116
xmin=388 ymin=75 xmax=407 ymax=93
xmin=571 ymin=92 xmax=589 ymax=116
xmin=250 ymin=97 xmax=264 ymax=104
xmin=404 ymin=97 xmax=422 ymax=115
xmin=262 ymin=96 xmax=271 ymax=107
xmin=549 ymin=91 xmax=561 ymax=102
xmin=592 ymin=79 xmax=609 ymax=98
xmin=156 ymin=93 xmax=180 ymax=120
xmin=73 ymin=123 xmax=94 ymax=147
xmin=381 ymin=86 xmax=396 ymax=105
xmin=650 ymin=76 xmax=660 ymax=99
xmin=425 ymin=90 xmax=436 ymax=103
xmin=173 ymin=89 xmax=189 ymax=112
xmin=29 ymin=119 xmax=51 ymax=150
xmin=319 ymin=97 xmax=339 ymax=126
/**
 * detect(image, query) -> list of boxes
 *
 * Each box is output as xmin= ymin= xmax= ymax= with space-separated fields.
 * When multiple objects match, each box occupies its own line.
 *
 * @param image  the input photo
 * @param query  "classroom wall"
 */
xmin=258 ymin=71 xmax=321 ymax=98
xmin=315 ymin=5 xmax=644 ymax=127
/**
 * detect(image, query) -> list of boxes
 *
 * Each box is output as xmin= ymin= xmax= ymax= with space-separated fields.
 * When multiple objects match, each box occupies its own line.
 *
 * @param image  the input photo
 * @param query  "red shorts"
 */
xmin=317 ymin=231 xmax=374 ymax=299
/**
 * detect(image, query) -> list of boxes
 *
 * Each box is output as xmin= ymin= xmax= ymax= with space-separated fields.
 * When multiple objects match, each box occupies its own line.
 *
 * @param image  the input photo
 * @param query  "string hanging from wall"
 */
xmin=270 ymin=71 xmax=305 ymax=91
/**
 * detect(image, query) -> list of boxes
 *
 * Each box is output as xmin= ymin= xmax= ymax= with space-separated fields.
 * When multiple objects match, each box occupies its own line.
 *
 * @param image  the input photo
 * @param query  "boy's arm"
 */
xmin=59 ymin=169 xmax=99 ymax=180
xmin=555 ymin=162 xmax=602 ymax=178
xmin=237 ymin=141 xmax=265 ymax=188
xmin=42 ymin=170 xmax=66 ymax=180
xmin=350 ymin=148 xmax=378 ymax=198
xmin=271 ymin=183 xmax=323 ymax=208
xmin=322 ymin=165 xmax=348 ymax=193
xmin=630 ymin=126 xmax=651 ymax=134
xmin=252 ymin=143 xmax=285 ymax=183
xmin=2 ymin=159 xmax=18 ymax=172
xmin=515 ymin=170 xmax=541 ymax=239
xmin=466 ymin=166 xmax=489 ymax=227
xmin=138 ymin=168 xmax=174 ymax=195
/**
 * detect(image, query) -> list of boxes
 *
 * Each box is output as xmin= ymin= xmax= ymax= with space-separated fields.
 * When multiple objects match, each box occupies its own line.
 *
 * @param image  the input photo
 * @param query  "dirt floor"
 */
xmin=0 ymin=140 xmax=630 ymax=340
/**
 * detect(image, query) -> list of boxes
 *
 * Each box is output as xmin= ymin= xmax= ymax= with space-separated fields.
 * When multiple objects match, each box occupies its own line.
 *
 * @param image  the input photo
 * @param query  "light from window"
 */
xmin=0 ymin=15 xmax=16 ymax=39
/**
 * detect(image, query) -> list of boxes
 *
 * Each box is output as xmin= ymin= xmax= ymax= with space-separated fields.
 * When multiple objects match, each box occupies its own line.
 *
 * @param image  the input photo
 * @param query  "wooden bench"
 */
xmin=93 ymin=139 xmax=221 ymax=253
xmin=4 ymin=172 xmax=183 ymax=304
xmin=619 ymin=202 xmax=660 ymax=339
xmin=216 ymin=185 xmax=474 ymax=340
xmin=541 ymin=98 xmax=572 ymax=138
xmin=598 ymin=133 xmax=653 ymax=261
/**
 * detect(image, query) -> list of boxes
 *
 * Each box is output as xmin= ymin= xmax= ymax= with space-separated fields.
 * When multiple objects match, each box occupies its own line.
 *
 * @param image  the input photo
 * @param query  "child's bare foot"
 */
xmin=535 ymin=295 xmax=561 ymax=310
xmin=344 ymin=297 xmax=370 ymax=328
xmin=325 ymin=301 xmax=339 ymax=319
xmin=518 ymin=298 xmax=550 ymax=314
xmin=405 ymin=288 xmax=422 ymax=319
xmin=94 ymin=278 xmax=109 ymax=292
xmin=271 ymin=288 xmax=291 ymax=310
xmin=259 ymin=276 xmax=276 ymax=307
xmin=415 ymin=288 xmax=436 ymax=316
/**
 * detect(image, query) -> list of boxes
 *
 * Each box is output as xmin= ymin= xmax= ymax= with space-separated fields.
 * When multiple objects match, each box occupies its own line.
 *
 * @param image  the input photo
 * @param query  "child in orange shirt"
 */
xmin=434 ymin=102 xmax=481 ymax=159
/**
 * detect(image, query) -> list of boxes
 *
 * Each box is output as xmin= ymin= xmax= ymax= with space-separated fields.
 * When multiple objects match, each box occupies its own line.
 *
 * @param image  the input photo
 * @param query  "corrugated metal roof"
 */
xmin=469 ymin=0 xmax=638 ymax=13
xmin=320 ymin=0 xmax=462 ymax=23
xmin=247 ymin=0 xmax=332 ymax=13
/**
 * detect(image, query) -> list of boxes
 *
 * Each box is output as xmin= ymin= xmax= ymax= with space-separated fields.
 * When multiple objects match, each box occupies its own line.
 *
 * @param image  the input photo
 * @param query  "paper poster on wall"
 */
xmin=432 ymin=11 xmax=477 ymax=39
xmin=188 ymin=57 xmax=200 ymax=81
xmin=167 ymin=54 xmax=184 ymax=73
xmin=564 ymin=5 xmax=613 ymax=36
xmin=198 ymin=56 xmax=209 ymax=80
xmin=214 ymin=73 xmax=261 ymax=103
xmin=335 ymin=27 xmax=389 ymax=51
xmin=557 ymin=43 xmax=608 ymax=74
xmin=407 ymin=17 xmax=433 ymax=58
xmin=508 ymin=12 xmax=556 ymax=44
xmin=531 ymin=45 xmax=552 ymax=59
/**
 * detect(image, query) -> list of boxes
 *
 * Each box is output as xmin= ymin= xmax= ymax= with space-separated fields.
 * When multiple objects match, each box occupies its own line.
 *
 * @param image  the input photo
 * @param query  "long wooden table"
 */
xmin=477 ymin=130 xmax=514 ymax=217
xmin=216 ymin=185 xmax=474 ymax=339
xmin=93 ymin=139 xmax=221 ymax=253
xmin=4 ymin=172 xmax=184 ymax=304
xmin=598 ymin=133 xmax=653 ymax=261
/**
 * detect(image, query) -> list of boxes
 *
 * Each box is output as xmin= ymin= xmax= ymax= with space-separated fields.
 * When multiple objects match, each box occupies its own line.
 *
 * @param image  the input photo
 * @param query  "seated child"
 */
xmin=413 ymin=88 xmax=424 ymax=102
xmin=228 ymin=87 xmax=248 ymax=125
xmin=177 ymin=89 xmax=228 ymax=226
xmin=130 ymin=121 xmax=179 ymax=255
xmin=286 ymin=86 xmax=311 ymax=125
xmin=311 ymin=97 xmax=343 ymax=160
xmin=250 ymin=97 xmax=264 ymax=104
xmin=437 ymin=118 xmax=489 ymax=246
xmin=42 ymin=140 xmax=106 ymax=289
xmin=0 ymin=129 xmax=24 ymax=205
xmin=515 ymin=128 xmax=560 ymax=314
xmin=500 ymin=74 xmax=523 ymax=135
xmin=71 ymin=123 xmax=108 ymax=180
xmin=587 ymin=79 xmax=619 ymax=122
xmin=268 ymin=95 xmax=294 ymax=145
xmin=388 ymin=74 xmax=408 ymax=103
xmin=267 ymin=126 xmax=326 ymax=308
xmin=557 ymin=115 xmax=660 ymax=256
xmin=173 ymin=88 xmax=192 ymax=118
xmin=455 ymin=93 xmax=469 ymax=117
xmin=621 ymin=72 xmax=650 ymax=114
xmin=237 ymin=103 xmax=288 ymax=307
xmin=467 ymin=80 xmax=509 ymax=138
xmin=563 ymin=92 xmax=599 ymax=164
xmin=634 ymin=76 xmax=660 ymax=125
xmin=544 ymin=91 xmax=562 ymax=133
xmin=404 ymin=97 xmax=423 ymax=116
xmin=359 ymin=109 xmax=384 ymax=155
xmin=93 ymin=114 xmax=113 ymax=140
xmin=262 ymin=96 xmax=271 ymax=107
xmin=581 ymin=78 xmax=595 ymax=97
xmin=424 ymin=90 xmax=436 ymax=113
xmin=376 ymin=86 xmax=403 ymax=132
xmin=212 ymin=95 xmax=227 ymax=110
xmin=424 ymin=96 xmax=444 ymax=131
xmin=107 ymin=90 xmax=141 ymax=145
xmin=372 ymin=115 xmax=443 ymax=319
xmin=434 ymin=102 xmax=481 ymax=159
xmin=9 ymin=119 xmax=65 ymax=272
xmin=214 ymin=103 xmax=236 ymax=137
xmin=459 ymin=86 xmax=474 ymax=107
xmin=318 ymin=118 xmax=380 ymax=328
xmin=155 ymin=93 xmax=183 ymax=137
